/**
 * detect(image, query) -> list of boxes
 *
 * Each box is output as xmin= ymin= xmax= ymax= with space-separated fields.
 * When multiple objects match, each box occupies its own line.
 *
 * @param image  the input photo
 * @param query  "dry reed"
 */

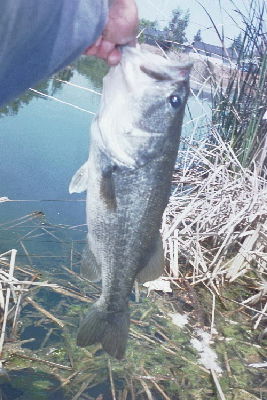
xmin=163 ymin=128 xmax=267 ymax=283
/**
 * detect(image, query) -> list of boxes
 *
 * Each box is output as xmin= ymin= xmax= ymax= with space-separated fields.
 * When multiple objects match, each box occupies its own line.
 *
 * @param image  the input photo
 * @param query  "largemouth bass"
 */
xmin=69 ymin=47 xmax=191 ymax=359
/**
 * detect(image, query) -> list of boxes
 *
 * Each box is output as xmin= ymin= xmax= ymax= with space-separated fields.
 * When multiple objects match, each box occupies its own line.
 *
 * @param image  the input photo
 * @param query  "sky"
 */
xmin=135 ymin=0 xmax=259 ymax=47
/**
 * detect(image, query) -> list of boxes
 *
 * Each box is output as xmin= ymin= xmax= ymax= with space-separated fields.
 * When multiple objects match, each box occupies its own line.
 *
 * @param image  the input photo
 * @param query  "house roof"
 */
xmin=139 ymin=27 xmax=162 ymax=39
xmin=189 ymin=41 xmax=228 ymax=57
xmin=183 ymin=41 xmax=238 ymax=61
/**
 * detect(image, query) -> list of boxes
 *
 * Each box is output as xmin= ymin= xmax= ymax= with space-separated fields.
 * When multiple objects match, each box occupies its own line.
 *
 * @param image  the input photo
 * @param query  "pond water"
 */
xmin=0 ymin=56 xmax=211 ymax=230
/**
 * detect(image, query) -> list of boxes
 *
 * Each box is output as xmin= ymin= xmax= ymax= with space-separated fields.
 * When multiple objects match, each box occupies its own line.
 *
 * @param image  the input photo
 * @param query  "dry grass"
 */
xmin=0 ymin=248 xmax=59 ymax=369
xmin=163 ymin=129 xmax=267 ymax=281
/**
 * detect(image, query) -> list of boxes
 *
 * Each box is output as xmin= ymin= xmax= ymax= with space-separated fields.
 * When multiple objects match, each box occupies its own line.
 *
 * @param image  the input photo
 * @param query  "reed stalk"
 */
xmin=210 ymin=0 xmax=267 ymax=169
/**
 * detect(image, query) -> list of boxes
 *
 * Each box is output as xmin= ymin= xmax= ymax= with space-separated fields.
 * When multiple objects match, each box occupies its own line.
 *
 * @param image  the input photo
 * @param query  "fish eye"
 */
xmin=169 ymin=94 xmax=181 ymax=109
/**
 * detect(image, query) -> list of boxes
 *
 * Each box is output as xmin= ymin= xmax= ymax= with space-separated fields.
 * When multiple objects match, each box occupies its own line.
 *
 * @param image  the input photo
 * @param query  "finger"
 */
xmin=99 ymin=40 xmax=116 ymax=58
xmin=107 ymin=48 xmax=122 ymax=66
xmin=127 ymin=37 xmax=137 ymax=48
xmin=84 ymin=39 xmax=115 ymax=61
xmin=83 ymin=36 xmax=102 ymax=55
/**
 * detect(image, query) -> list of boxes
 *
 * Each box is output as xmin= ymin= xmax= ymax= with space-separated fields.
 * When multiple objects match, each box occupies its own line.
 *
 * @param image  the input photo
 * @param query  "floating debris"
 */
xmin=191 ymin=329 xmax=222 ymax=374
xmin=143 ymin=278 xmax=172 ymax=296
xmin=168 ymin=312 xmax=189 ymax=328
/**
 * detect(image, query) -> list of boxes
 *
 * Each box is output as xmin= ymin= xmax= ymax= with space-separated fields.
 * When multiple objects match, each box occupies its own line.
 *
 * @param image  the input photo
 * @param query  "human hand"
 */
xmin=83 ymin=0 xmax=138 ymax=66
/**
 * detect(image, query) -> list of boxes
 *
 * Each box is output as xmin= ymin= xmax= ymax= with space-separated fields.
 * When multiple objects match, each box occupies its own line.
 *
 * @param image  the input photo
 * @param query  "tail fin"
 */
xmin=76 ymin=301 xmax=130 ymax=360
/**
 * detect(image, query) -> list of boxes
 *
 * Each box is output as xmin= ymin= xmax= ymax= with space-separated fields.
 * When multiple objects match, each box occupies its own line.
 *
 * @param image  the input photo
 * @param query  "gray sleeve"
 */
xmin=0 ymin=0 xmax=109 ymax=107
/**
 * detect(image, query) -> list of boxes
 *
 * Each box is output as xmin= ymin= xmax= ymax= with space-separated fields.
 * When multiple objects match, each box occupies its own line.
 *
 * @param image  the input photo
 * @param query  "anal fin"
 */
xmin=136 ymin=233 xmax=165 ymax=284
xmin=81 ymin=242 xmax=102 ymax=282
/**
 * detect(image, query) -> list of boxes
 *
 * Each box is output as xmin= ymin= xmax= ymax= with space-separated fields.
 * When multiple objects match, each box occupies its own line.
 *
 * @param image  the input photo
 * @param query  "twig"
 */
xmin=53 ymin=370 xmax=84 ymax=391
xmin=71 ymin=376 xmax=96 ymax=400
xmin=108 ymin=358 xmax=117 ymax=400
xmin=134 ymin=280 xmax=140 ymax=303
xmin=142 ymin=367 xmax=171 ymax=400
xmin=0 ymin=249 xmax=17 ymax=362
xmin=29 ymin=88 xmax=96 ymax=114
xmin=130 ymin=378 xmax=135 ymax=400
xmin=51 ymin=285 xmax=92 ymax=303
xmin=9 ymin=352 xmax=72 ymax=370
xmin=139 ymin=379 xmax=154 ymax=400
xmin=210 ymin=368 xmax=226 ymax=400
xmin=253 ymin=301 xmax=267 ymax=330
xmin=19 ymin=240 xmax=33 ymax=266
xmin=25 ymin=296 xmax=65 ymax=328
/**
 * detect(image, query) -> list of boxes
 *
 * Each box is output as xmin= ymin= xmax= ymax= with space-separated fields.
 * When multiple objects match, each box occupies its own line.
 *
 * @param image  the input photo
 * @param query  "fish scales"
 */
xmin=69 ymin=46 xmax=192 ymax=359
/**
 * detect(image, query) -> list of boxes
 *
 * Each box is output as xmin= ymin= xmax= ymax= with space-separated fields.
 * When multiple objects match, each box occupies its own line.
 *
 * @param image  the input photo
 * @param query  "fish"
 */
xmin=69 ymin=46 xmax=192 ymax=359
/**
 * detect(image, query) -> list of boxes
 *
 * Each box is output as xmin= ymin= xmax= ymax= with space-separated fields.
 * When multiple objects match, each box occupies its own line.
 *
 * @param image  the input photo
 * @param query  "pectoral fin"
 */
xmin=136 ymin=234 xmax=165 ymax=284
xmin=81 ymin=242 xmax=102 ymax=282
xmin=69 ymin=161 xmax=88 ymax=194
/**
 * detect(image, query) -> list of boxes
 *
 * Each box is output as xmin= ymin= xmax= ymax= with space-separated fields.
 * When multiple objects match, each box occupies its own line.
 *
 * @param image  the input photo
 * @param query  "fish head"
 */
xmin=98 ymin=47 xmax=192 ymax=168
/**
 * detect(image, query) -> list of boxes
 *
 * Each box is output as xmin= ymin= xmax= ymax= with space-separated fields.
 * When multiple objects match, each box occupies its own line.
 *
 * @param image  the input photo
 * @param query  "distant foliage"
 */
xmin=193 ymin=29 xmax=202 ymax=42
xmin=229 ymin=33 xmax=243 ymax=58
xmin=138 ymin=18 xmax=159 ymax=44
xmin=139 ymin=18 xmax=158 ymax=30
xmin=138 ymin=8 xmax=190 ymax=51
xmin=163 ymin=8 xmax=190 ymax=45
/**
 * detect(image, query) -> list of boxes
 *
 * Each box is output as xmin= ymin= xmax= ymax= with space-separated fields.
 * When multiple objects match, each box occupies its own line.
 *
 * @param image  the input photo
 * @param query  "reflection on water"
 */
xmin=0 ymin=368 xmax=65 ymax=400
xmin=0 ymin=58 xmax=107 ymax=227
xmin=0 ymin=57 xmax=108 ymax=119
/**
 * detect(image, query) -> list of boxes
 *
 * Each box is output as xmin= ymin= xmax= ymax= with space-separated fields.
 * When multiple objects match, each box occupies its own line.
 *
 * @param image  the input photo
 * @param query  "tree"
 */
xmin=193 ymin=29 xmax=202 ymax=42
xmin=139 ymin=18 xmax=158 ymax=30
xmin=164 ymin=8 xmax=190 ymax=45
xmin=138 ymin=18 xmax=159 ymax=44
xmin=230 ymin=33 xmax=243 ymax=55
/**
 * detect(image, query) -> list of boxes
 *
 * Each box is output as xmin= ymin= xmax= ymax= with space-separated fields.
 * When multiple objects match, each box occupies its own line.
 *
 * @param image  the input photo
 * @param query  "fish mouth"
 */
xmin=118 ymin=45 xmax=193 ymax=83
